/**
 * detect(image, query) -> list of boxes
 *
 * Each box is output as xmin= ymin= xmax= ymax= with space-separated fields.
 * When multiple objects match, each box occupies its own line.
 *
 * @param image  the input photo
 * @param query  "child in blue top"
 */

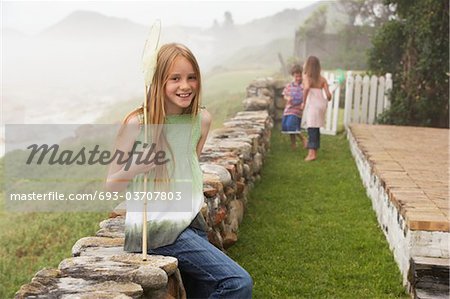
xmin=282 ymin=64 xmax=307 ymax=150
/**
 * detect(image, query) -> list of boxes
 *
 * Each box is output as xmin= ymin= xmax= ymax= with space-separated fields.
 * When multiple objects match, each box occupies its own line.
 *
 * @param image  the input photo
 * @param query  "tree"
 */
xmin=212 ymin=19 xmax=220 ymax=31
xmin=298 ymin=5 xmax=328 ymax=38
xmin=367 ymin=19 xmax=405 ymax=75
xmin=223 ymin=11 xmax=234 ymax=30
xmin=339 ymin=0 xmax=396 ymax=27
xmin=369 ymin=0 xmax=449 ymax=128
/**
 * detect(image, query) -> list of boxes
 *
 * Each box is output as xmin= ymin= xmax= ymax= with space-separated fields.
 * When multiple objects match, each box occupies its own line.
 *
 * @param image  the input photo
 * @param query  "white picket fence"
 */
xmin=344 ymin=72 xmax=393 ymax=127
xmin=304 ymin=71 xmax=392 ymax=135
xmin=320 ymin=72 xmax=341 ymax=135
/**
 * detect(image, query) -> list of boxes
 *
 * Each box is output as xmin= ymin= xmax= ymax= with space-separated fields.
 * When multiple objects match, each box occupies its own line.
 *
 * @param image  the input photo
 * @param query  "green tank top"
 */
xmin=124 ymin=112 xmax=203 ymax=251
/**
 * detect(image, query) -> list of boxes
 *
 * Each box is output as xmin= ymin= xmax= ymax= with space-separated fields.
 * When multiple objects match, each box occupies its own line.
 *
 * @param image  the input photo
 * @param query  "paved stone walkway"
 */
xmin=349 ymin=124 xmax=449 ymax=232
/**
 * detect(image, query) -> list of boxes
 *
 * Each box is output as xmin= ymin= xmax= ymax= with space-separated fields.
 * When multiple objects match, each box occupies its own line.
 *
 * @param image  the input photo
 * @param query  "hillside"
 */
xmin=220 ymin=38 xmax=294 ymax=70
xmin=3 ymin=3 xmax=351 ymax=124
xmin=40 ymin=10 xmax=147 ymax=40
xmin=209 ymin=1 xmax=349 ymax=70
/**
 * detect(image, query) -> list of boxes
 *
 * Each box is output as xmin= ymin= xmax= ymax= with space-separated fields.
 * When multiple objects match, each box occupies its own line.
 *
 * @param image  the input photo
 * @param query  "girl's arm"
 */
xmin=284 ymin=94 xmax=292 ymax=104
xmin=301 ymin=75 xmax=310 ymax=110
xmin=322 ymin=76 xmax=332 ymax=101
xmin=282 ymin=85 xmax=292 ymax=104
xmin=105 ymin=115 xmax=155 ymax=192
xmin=196 ymin=109 xmax=212 ymax=158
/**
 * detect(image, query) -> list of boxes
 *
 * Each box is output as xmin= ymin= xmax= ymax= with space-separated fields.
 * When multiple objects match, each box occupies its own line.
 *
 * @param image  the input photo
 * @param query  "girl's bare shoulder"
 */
xmin=199 ymin=108 xmax=212 ymax=128
xmin=320 ymin=76 xmax=328 ymax=85
xmin=302 ymin=75 xmax=310 ymax=88
xmin=123 ymin=107 xmax=144 ymax=126
xmin=126 ymin=114 xmax=141 ymax=125
xmin=120 ymin=109 xmax=143 ymax=139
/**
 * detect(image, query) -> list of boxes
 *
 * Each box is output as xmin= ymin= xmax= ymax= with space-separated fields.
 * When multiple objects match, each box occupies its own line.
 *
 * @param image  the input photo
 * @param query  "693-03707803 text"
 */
xmin=9 ymin=191 xmax=183 ymax=201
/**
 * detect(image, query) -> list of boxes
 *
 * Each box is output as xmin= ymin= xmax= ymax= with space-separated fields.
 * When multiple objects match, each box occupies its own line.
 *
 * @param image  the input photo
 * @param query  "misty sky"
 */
xmin=3 ymin=0 xmax=320 ymax=34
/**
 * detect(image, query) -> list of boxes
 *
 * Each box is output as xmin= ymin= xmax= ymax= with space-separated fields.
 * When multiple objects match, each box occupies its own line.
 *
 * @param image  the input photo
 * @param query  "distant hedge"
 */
xmin=369 ymin=0 xmax=449 ymax=128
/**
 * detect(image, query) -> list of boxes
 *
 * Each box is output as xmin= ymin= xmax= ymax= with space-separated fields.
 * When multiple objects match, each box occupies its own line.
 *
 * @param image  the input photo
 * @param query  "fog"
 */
xmin=2 ymin=2 xmax=329 ymax=126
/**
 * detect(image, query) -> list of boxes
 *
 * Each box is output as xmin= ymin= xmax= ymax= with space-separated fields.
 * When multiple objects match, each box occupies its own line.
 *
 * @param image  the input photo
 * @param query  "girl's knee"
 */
xmin=241 ymin=272 xmax=253 ymax=292
xmin=223 ymin=271 xmax=253 ymax=297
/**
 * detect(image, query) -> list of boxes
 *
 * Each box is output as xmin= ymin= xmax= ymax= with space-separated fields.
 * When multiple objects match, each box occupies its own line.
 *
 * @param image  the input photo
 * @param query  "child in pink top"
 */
xmin=301 ymin=56 xmax=332 ymax=161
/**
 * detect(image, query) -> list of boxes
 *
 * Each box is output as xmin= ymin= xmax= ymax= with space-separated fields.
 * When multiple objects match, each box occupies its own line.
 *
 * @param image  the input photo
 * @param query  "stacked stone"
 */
xmin=200 ymin=110 xmax=273 ymax=250
xmin=198 ymin=78 xmax=279 ymax=251
xmin=15 ymin=78 xmax=278 ymax=299
xmin=246 ymin=77 xmax=286 ymax=122
xmin=15 ymin=215 xmax=185 ymax=299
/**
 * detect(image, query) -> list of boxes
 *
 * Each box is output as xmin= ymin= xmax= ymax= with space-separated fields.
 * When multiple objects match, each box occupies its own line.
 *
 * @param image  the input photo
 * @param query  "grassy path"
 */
xmin=228 ymin=130 xmax=408 ymax=298
xmin=0 ymin=210 xmax=107 ymax=298
xmin=1 ymin=128 xmax=408 ymax=298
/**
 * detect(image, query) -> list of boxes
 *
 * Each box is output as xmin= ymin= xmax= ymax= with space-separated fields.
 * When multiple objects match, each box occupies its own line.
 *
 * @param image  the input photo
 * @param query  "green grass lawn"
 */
xmin=227 ymin=129 xmax=408 ymax=298
xmin=0 ymin=69 xmax=272 ymax=297
xmin=1 ymin=69 xmax=406 ymax=298
xmin=0 ymin=198 xmax=107 ymax=298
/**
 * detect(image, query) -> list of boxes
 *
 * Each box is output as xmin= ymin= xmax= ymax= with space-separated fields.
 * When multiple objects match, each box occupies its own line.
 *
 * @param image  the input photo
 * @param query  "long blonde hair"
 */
xmin=123 ymin=43 xmax=202 ymax=124
xmin=303 ymin=55 xmax=321 ymax=87
xmin=149 ymin=42 xmax=201 ymax=123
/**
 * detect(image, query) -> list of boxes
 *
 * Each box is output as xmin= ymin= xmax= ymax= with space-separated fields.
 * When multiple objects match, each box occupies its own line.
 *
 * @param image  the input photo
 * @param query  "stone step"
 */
xmin=409 ymin=257 xmax=449 ymax=299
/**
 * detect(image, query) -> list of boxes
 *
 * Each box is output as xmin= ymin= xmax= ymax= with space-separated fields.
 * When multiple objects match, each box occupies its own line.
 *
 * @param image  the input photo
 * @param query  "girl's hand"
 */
xmin=300 ymin=102 xmax=305 ymax=110
xmin=322 ymin=77 xmax=332 ymax=101
xmin=128 ymin=149 xmax=157 ymax=176
xmin=105 ymin=149 xmax=157 ymax=193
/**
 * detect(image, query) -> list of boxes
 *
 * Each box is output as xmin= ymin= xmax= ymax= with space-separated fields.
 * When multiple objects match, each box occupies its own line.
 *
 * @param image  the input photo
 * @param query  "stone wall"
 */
xmin=15 ymin=78 xmax=284 ymax=299
xmin=246 ymin=77 xmax=287 ymax=125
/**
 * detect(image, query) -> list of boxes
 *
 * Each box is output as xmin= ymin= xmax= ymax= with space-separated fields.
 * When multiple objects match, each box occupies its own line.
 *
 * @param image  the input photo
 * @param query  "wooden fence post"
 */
xmin=325 ymin=72 xmax=333 ymax=133
xmin=344 ymin=71 xmax=354 ymax=128
xmin=343 ymin=72 xmax=393 ymax=128
xmin=385 ymin=73 xmax=393 ymax=110
xmin=368 ymin=75 xmax=378 ymax=124
xmin=331 ymin=76 xmax=340 ymax=134
xmin=360 ymin=76 xmax=370 ymax=124
xmin=353 ymin=75 xmax=363 ymax=124
xmin=321 ymin=72 xmax=340 ymax=135
xmin=376 ymin=76 xmax=386 ymax=122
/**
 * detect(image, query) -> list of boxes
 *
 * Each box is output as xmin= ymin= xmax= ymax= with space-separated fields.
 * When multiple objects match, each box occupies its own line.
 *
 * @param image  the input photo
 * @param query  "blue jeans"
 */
xmin=281 ymin=114 xmax=301 ymax=133
xmin=307 ymin=127 xmax=320 ymax=149
xmin=149 ymin=227 xmax=253 ymax=299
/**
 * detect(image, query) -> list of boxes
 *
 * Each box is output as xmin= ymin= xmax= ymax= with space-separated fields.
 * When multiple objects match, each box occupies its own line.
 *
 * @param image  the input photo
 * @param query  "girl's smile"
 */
xmin=164 ymin=56 xmax=198 ymax=115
